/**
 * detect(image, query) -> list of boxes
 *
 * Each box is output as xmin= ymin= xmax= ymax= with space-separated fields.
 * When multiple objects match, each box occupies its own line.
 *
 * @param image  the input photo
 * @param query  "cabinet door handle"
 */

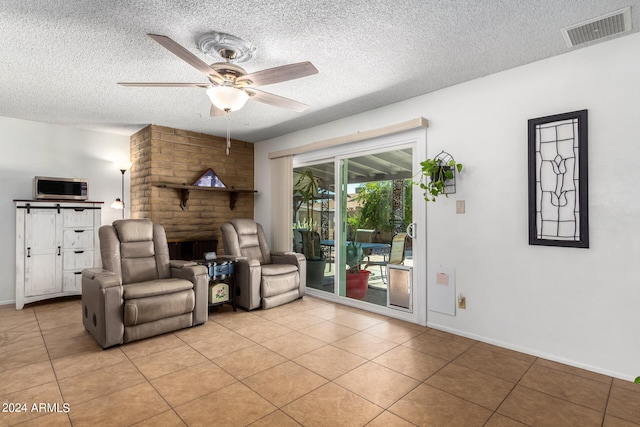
xmin=74 ymin=250 xmax=84 ymax=254
xmin=74 ymin=208 xmax=85 ymax=212
xmin=57 ymin=246 xmax=61 ymax=256
xmin=74 ymin=271 xmax=82 ymax=275
xmin=27 ymin=247 xmax=31 ymax=258
xmin=74 ymin=230 xmax=85 ymax=233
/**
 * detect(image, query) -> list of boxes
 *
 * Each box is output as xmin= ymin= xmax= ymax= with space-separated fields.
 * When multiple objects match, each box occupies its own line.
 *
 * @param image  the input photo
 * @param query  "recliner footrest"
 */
xmin=261 ymin=264 xmax=298 ymax=276
xmin=124 ymin=289 xmax=195 ymax=326
xmin=123 ymin=278 xmax=193 ymax=299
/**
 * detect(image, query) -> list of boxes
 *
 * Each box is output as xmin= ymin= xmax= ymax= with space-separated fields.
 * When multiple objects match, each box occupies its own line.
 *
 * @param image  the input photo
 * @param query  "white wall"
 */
xmin=0 ymin=117 xmax=130 ymax=305
xmin=255 ymin=32 xmax=640 ymax=380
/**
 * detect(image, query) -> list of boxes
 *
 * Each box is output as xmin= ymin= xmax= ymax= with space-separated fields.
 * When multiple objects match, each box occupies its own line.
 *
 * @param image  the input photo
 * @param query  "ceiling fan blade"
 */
xmin=147 ymin=34 xmax=225 ymax=84
xmin=210 ymin=104 xmax=226 ymax=117
xmin=236 ymin=62 xmax=318 ymax=87
xmin=245 ymin=88 xmax=309 ymax=112
xmin=117 ymin=82 xmax=210 ymax=88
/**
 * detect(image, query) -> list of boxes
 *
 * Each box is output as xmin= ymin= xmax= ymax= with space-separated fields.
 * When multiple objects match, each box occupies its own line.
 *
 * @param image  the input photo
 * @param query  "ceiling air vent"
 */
xmin=562 ymin=7 xmax=632 ymax=47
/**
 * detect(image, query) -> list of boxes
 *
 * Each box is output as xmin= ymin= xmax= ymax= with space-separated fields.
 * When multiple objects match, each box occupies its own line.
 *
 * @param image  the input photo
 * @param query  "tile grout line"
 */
xmin=421 ymin=341 xmax=508 ymax=424
xmin=37 ymin=306 xmax=75 ymax=427
xmin=3 ymin=307 xmax=73 ymax=426
xmin=119 ymin=331 xmax=189 ymax=427
xmin=488 ymin=351 xmax=538 ymax=425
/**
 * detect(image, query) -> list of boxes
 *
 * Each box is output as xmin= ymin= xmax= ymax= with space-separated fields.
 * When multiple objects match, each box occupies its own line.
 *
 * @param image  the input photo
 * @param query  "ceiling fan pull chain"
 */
xmin=225 ymin=110 xmax=231 ymax=155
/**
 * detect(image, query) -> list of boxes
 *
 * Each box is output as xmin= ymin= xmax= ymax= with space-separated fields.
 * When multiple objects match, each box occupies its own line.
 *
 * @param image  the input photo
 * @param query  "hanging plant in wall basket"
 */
xmin=417 ymin=151 xmax=463 ymax=202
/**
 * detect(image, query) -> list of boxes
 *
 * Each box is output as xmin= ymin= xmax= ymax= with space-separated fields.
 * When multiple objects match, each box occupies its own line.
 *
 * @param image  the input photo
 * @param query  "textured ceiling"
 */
xmin=1 ymin=1 xmax=638 ymax=142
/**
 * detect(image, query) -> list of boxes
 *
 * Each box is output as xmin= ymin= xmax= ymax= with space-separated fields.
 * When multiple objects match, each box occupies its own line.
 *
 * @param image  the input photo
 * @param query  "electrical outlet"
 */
xmin=457 ymin=293 xmax=466 ymax=309
xmin=456 ymin=200 xmax=465 ymax=214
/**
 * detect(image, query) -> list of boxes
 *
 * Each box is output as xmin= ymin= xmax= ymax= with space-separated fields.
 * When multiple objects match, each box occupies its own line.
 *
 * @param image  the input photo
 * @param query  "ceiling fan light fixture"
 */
xmin=206 ymin=86 xmax=249 ymax=112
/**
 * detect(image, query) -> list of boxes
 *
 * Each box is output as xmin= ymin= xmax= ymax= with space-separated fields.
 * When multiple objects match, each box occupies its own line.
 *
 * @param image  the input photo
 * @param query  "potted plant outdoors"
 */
xmin=417 ymin=157 xmax=463 ymax=202
xmin=345 ymin=241 xmax=370 ymax=299
xmin=293 ymin=170 xmax=326 ymax=285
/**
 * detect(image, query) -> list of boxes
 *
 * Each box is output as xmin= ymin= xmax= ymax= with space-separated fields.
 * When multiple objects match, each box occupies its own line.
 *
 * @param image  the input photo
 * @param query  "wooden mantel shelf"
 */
xmin=156 ymin=183 xmax=257 ymax=210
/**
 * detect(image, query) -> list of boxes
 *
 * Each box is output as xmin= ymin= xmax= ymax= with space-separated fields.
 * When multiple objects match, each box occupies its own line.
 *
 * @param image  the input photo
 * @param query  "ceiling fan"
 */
xmin=118 ymin=33 xmax=319 ymax=117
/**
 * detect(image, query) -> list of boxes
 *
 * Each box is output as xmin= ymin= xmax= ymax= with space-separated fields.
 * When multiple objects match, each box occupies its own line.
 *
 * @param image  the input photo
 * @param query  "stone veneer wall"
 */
xmin=129 ymin=124 xmax=254 ymax=250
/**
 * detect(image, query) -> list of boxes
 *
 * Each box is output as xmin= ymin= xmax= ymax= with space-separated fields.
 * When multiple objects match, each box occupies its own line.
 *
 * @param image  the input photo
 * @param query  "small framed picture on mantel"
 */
xmin=193 ymin=168 xmax=226 ymax=188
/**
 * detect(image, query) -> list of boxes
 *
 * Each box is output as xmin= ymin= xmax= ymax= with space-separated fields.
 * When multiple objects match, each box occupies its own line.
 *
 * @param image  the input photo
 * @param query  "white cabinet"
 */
xmin=15 ymin=201 xmax=102 ymax=309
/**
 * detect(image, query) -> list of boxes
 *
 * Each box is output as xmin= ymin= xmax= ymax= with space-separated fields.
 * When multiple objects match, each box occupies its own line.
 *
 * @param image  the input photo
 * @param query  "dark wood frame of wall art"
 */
xmin=527 ymin=109 xmax=589 ymax=248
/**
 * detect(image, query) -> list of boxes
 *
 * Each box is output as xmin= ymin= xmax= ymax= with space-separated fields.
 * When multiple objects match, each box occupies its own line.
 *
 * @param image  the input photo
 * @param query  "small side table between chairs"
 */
xmin=194 ymin=259 xmax=236 ymax=312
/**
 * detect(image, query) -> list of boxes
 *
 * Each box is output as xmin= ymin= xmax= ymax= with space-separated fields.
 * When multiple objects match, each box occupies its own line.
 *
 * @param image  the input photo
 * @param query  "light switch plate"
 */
xmin=456 ymin=200 xmax=465 ymax=214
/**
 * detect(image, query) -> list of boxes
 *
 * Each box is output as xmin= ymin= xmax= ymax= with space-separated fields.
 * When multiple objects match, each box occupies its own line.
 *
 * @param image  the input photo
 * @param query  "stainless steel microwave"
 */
xmin=33 ymin=176 xmax=89 ymax=200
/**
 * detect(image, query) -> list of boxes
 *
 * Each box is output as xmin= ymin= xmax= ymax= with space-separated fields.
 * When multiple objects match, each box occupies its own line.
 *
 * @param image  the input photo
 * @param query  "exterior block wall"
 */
xmin=129 ymin=124 xmax=254 ymax=250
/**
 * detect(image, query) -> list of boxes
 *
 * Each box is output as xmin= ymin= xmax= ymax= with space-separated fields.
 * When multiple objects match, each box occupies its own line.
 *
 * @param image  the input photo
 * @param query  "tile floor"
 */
xmin=1 ymin=296 xmax=639 ymax=426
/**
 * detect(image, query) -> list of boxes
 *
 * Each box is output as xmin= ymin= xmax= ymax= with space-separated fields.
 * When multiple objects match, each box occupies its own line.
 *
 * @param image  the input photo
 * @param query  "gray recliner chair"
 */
xmin=220 ymin=219 xmax=306 ymax=310
xmin=82 ymin=219 xmax=209 ymax=348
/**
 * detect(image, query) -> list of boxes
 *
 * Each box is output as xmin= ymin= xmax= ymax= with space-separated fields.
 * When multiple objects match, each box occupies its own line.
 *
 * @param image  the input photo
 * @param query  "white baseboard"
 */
xmin=0 ymin=299 xmax=16 ymax=307
xmin=427 ymin=321 xmax=631 ymax=382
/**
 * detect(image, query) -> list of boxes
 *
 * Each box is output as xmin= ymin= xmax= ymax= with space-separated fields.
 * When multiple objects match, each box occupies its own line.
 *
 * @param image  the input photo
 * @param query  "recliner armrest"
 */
xmin=81 ymin=268 xmax=124 ymax=348
xmin=270 ymin=252 xmax=306 ymax=297
xmin=226 ymin=257 xmax=262 ymax=310
xmin=169 ymin=260 xmax=197 ymax=268
xmin=217 ymin=254 xmax=247 ymax=262
xmin=272 ymin=252 xmax=305 ymax=266
xmin=170 ymin=264 xmax=208 ymax=278
xmin=169 ymin=262 xmax=208 ymax=326
xmin=170 ymin=259 xmax=208 ymax=280
xmin=82 ymin=268 xmax=121 ymax=288
xmin=222 ymin=256 xmax=260 ymax=268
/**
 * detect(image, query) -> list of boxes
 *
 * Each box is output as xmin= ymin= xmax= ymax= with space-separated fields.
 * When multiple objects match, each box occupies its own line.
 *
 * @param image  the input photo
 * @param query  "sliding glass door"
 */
xmin=293 ymin=161 xmax=335 ymax=294
xmin=293 ymin=147 xmax=415 ymax=307
xmin=338 ymin=149 xmax=414 ymax=307
xmin=291 ymin=127 xmax=426 ymax=324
